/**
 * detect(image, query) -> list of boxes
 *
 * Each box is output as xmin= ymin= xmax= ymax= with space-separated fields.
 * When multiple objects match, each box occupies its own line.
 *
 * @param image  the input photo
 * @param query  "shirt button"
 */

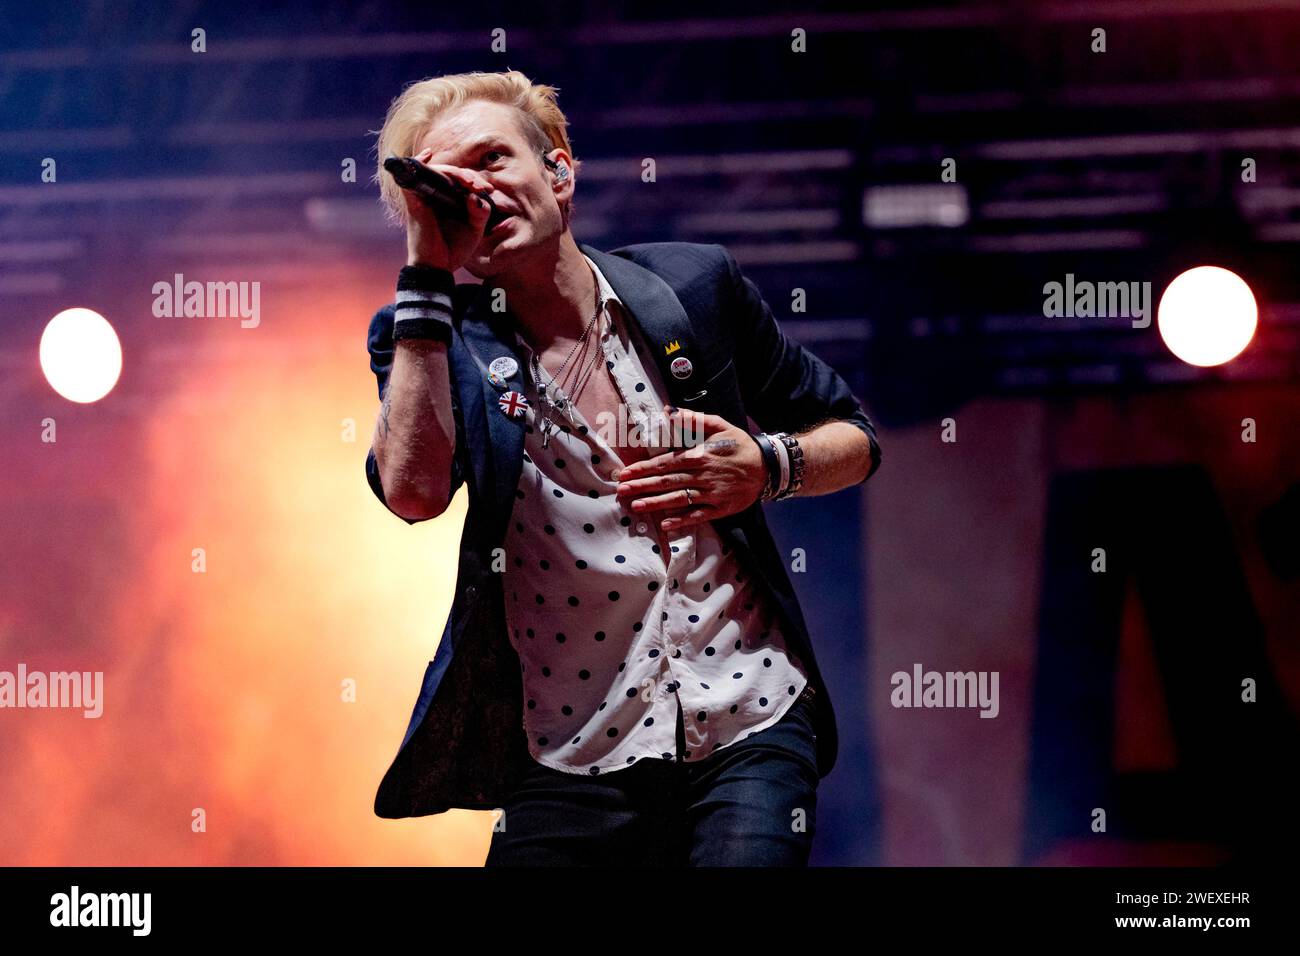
xmin=636 ymin=521 xmax=648 ymax=533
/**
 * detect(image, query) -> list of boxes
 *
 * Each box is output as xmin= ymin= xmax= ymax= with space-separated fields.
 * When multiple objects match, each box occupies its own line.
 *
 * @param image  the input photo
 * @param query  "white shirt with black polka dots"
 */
xmin=499 ymin=255 xmax=809 ymax=776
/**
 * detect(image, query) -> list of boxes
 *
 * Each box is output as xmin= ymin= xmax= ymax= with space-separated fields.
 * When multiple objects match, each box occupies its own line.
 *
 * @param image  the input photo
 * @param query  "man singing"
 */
xmin=365 ymin=70 xmax=881 ymax=866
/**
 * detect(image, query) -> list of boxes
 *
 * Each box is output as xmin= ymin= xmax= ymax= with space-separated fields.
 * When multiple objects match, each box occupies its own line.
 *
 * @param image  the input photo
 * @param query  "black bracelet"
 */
xmin=750 ymin=432 xmax=781 ymax=501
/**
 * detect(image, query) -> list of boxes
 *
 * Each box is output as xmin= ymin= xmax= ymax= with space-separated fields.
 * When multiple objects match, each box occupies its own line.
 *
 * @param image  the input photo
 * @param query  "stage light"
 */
xmin=39 ymin=307 xmax=123 ymax=403
xmin=1156 ymin=266 xmax=1257 ymax=367
xmin=863 ymin=184 xmax=969 ymax=229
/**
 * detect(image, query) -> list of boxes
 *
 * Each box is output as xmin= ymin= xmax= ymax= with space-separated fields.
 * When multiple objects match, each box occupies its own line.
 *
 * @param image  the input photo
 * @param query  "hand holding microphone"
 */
xmin=386 ymin=148 xmax=501 ymax=272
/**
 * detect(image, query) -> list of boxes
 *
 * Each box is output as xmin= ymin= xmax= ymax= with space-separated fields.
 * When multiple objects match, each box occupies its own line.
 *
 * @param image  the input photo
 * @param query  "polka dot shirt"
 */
xmin=500 ymin=255 xmax=809 ymax=776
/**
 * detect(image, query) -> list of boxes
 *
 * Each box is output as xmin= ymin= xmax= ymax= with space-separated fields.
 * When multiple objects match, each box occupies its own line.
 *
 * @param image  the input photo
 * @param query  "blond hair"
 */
xmin=373 ymin=70 xmax=578 ymax=227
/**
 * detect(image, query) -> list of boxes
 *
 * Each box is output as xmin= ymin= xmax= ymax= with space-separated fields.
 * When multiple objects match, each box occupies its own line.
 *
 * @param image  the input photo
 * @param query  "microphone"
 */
xmin=383 ymin=155 xmax=509 ymax=232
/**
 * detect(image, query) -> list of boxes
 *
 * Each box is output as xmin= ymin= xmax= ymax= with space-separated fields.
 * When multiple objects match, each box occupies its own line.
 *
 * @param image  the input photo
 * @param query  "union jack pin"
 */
xmin=498 ymin=390 xmax=530 ymax=419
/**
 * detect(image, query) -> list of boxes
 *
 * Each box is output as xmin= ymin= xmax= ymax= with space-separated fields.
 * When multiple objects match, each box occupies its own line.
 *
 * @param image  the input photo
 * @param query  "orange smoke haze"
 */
xmin=0 ymin=283 xmax=489 ymax=865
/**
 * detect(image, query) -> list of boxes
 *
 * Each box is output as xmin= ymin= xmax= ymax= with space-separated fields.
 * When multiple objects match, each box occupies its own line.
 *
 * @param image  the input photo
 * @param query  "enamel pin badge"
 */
xmin=498 ymin=390 xmax=530 ymax=419
xmin=670 ymin=356 xmax=693 ymax=379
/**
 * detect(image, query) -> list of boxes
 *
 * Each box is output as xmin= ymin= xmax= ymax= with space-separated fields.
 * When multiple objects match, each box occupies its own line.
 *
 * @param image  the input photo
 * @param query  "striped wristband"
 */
xmin=770 ymin=431 xmax=792 ymax=497
xmin=393 ymin=264 xmax=455 ymax=344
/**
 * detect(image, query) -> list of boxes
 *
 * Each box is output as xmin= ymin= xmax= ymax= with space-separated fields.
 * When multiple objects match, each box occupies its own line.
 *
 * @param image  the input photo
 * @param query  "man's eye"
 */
xmin=482 ymin=150 xmax=504 ymax=164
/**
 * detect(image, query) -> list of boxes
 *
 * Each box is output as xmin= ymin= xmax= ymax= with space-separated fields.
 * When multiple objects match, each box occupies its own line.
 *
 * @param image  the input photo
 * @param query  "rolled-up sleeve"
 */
xmin=720 ymin=246 xmax=881 ymax=482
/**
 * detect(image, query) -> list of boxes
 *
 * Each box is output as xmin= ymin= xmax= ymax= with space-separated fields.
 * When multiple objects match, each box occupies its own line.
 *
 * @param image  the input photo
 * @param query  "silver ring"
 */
xmin=684 ymin=487 xmax=694 ymax=505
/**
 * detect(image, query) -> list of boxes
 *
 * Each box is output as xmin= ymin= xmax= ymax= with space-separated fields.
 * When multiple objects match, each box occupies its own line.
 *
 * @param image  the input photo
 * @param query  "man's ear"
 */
xmin=545 ymin=150 xmax=572 ymax=183
xmin=544 ymin=148 xmax=576 ymax=225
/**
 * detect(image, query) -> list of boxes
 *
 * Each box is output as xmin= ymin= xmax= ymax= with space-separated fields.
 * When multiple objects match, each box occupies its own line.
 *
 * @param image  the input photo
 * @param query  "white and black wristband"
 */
xmin=770 ymin=431 xmax=792 ymax=497
xmin=393 ymin=264 xmax=455 ymax=344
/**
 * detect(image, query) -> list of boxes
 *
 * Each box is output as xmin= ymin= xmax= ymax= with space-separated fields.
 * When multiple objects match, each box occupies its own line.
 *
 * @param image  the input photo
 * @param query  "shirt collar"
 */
xmin=513 ymin=254 xmax=622 ymax=358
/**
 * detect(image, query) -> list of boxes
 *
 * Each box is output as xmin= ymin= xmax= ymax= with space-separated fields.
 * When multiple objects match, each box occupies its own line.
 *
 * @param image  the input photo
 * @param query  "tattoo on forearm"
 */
xmin=379 ymin=392 xmax=392 ymax=439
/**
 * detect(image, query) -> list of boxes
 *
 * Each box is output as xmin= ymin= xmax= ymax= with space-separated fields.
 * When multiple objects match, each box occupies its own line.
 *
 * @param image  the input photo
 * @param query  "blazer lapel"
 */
xmin=580 ymin=245 xmax=752 ymax=542
xmin=580 ymin=243 xmax=709 ymax=406
xmin=458 ymin=283 xmax=528 ymax=535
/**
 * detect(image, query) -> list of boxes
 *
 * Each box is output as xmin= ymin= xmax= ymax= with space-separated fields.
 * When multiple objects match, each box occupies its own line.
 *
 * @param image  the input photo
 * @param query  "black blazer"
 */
xmin=364 ymin=240 xmax=881 ymax=817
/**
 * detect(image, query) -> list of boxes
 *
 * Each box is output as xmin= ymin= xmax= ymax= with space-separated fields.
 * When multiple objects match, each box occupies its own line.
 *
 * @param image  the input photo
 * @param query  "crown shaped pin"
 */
xmin=664 ymin=339 xmax=682 ymax=355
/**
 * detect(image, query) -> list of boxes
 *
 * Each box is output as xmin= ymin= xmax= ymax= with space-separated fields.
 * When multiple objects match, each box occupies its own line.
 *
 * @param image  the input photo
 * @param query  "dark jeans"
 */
xmin=484 ymin=685 xmax=820 ymax=866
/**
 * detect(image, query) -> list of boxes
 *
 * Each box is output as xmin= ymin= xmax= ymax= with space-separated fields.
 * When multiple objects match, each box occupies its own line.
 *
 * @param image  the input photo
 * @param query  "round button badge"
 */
xmin=488 ymin=355 xmax=518 ymax=389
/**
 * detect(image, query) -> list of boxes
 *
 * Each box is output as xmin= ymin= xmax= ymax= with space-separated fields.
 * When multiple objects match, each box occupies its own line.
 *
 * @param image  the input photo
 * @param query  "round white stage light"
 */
xmin=1157 ymin=266 xmax=1257 ymax=367
xmin=39 ymin=307 xmax=123 ymax=403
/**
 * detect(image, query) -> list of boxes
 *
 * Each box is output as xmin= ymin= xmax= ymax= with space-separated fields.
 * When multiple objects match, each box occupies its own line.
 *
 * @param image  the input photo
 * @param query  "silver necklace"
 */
xmin=531 ymin=265 xmax=603 ymax=448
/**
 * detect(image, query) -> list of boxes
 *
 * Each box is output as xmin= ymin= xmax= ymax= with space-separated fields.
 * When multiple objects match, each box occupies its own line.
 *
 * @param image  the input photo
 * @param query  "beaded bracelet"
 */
xmin=772 ymin=432 xmax=805 ymax=500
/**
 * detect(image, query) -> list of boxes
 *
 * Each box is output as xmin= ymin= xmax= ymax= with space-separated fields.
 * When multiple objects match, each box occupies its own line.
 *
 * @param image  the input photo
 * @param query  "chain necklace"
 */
xmin=531 ymin=263 xmax=603 ymax=448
